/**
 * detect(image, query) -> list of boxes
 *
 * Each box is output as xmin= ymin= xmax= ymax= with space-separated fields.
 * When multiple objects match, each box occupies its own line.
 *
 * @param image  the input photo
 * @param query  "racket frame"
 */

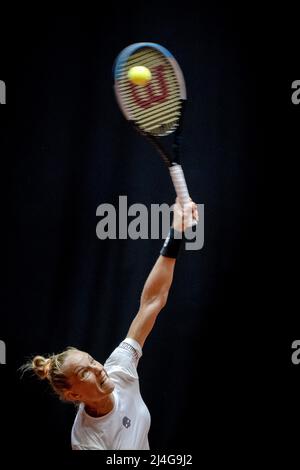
xmin=113 ymin=42 xmax=193 ymax=219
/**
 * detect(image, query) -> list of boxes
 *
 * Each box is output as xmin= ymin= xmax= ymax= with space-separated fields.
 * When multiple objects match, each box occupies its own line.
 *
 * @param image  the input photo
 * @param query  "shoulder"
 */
xmin=105 ymin=338 xmax=143 ymax=380
xmin=118 ymin=338 xmax=143 ymax=360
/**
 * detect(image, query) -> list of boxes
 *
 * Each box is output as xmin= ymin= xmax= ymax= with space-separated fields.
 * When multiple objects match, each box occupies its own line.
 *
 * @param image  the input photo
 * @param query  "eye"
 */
xmin=80 ymin=369 xmax=91 ymax=379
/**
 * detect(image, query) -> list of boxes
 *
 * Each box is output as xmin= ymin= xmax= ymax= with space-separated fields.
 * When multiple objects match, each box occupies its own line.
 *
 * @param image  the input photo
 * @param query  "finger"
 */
xmin=192 ymin=202 xmax=197 ymax=212
xmin=192 ymin=203 xmax=199 ymax=221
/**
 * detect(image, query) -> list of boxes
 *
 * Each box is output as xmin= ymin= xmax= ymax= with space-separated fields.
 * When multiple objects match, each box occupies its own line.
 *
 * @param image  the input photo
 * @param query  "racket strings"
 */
xmin=129 ymin=96 xmax=180 ymax=119
xmin=116 ymin=48 xmax=182 ymax=135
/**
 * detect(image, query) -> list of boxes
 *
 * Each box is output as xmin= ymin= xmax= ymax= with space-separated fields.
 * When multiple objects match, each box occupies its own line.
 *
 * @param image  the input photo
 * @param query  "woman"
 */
xmin=23 ymin=199 xmax=198 ymax=450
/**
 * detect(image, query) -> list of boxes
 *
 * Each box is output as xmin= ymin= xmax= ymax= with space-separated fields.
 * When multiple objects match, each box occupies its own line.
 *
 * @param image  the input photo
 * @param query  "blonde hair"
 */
xmin=21 ymin=347 xmax=78 ymax=399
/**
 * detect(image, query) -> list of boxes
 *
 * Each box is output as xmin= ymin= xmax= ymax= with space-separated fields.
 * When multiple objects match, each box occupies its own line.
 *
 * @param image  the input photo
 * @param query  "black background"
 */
xmin=0 ymin=4 xmax=298 ymax=465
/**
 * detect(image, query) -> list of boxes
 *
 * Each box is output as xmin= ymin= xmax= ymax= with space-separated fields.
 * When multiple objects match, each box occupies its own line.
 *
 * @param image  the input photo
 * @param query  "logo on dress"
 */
xmin=122 ymin=416 xmax=131 ymax=428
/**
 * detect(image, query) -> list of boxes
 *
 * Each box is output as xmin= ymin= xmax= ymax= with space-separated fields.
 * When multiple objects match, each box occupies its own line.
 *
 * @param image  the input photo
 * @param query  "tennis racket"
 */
xmin=113 ymin=42 xmax=194 ymax=226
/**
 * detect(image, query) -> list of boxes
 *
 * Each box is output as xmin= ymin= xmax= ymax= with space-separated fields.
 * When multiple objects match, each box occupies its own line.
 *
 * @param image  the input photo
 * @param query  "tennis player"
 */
xmin=22 ymin=198 xmax=198 ymax=450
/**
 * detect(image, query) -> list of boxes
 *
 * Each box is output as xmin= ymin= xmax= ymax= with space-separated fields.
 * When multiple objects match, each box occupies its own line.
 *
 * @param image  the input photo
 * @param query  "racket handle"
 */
xmin=169 ymin=164 xmax=196 ymax=227
xmin=169 ymin=164 xmax=190 ymax=205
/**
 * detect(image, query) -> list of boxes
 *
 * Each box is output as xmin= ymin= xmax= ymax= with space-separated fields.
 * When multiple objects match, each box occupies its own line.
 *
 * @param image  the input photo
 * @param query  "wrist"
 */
xmin=160 ymin=227 xmax=184 ymax=259
xmin=172 ymin=222 xmax=184 ymax=232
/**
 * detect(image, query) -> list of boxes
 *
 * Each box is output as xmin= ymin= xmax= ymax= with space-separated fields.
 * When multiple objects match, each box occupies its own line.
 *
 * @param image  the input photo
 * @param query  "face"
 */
xmin=62 ymin=350 xmax=115 ymax=403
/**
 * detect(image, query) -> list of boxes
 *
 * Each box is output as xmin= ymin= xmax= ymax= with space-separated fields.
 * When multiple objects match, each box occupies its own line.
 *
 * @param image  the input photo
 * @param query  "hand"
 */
xmin=172 ymin=198 xmax=199 ymax=232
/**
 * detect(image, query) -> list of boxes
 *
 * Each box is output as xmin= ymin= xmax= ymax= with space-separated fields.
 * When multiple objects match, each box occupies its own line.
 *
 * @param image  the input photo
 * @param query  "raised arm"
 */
xmin=127 ymin=199 xmax=198 ymax=348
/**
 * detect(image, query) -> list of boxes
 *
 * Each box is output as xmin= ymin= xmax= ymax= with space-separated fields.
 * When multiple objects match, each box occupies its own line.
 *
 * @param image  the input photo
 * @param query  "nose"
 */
xmin=92 ymin=364 xmax=102 ymax=375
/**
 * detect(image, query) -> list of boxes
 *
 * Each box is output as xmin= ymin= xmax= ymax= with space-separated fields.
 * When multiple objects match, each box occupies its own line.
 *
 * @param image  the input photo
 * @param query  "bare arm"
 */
xmin=127 ymin=256 xmax=176 ymax=348
xmin=127 ymin=199 xmax=198 ymax=348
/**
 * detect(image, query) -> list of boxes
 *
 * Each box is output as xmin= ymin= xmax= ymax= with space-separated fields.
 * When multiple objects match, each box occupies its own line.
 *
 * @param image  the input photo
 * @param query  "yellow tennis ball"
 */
xmin=128 ymin=66 xmax=152 ymax=86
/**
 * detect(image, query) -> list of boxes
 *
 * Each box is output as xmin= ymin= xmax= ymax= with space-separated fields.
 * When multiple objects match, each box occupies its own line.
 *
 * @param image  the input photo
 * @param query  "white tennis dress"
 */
xmin=71 ymin=338 xmax=151 ymax=450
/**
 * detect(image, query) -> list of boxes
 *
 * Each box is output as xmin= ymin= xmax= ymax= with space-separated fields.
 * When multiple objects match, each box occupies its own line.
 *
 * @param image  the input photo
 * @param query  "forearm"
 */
xmin=140 ymin=255 xmax=176 ymax=305
xmin=140 ymin=214 xmax=184 ymax=305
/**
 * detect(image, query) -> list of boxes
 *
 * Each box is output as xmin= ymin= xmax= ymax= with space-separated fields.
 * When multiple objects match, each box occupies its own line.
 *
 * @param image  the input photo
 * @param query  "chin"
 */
xmin=106 ymin=381 xmax=115 ymax=394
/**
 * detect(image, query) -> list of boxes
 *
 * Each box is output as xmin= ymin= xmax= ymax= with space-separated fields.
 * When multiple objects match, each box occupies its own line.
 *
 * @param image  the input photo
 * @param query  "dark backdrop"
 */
xmin=0 ymin=4 xmax=297 ymax=463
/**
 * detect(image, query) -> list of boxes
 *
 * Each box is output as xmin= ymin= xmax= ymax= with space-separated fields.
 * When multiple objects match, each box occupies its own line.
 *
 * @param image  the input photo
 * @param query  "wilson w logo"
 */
xmin=131 ymin=65 xmax=168 ymax=109
xmin=0 ymin=80 xmax=6 ymax=104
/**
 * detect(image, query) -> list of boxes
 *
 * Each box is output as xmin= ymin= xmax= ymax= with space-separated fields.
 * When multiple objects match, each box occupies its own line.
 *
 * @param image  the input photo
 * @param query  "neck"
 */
xmin=84 ymin=393 xmax=114 ymax=418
